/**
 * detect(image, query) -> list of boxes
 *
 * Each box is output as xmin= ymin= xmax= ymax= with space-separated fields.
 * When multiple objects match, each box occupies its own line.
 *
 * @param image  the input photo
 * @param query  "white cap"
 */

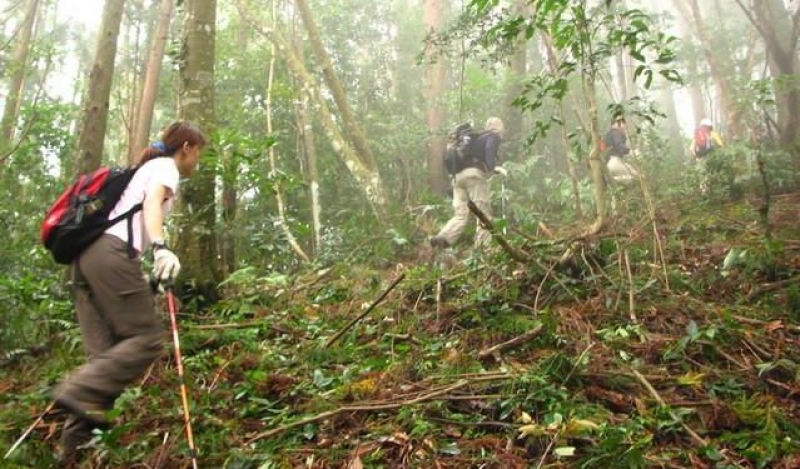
xmin=700 ymin=118 xmax=713 ymax=127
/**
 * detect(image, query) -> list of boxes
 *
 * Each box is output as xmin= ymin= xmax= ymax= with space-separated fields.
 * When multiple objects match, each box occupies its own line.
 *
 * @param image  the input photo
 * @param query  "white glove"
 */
xmin=494 ymin=166 xmax=508 ymax=177
xmin=153 ymin=248 xmax=181 ymax=281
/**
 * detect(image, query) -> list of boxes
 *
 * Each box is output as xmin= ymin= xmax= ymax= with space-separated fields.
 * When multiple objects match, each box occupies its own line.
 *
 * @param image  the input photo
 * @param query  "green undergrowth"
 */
xmin=3 ymin=193 xmax=800 ymax=468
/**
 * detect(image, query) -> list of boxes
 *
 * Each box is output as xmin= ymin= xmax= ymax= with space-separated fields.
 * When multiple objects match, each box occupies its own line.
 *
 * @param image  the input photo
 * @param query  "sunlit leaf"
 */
xmin=554 ymin=446 xmax=576 ymax=458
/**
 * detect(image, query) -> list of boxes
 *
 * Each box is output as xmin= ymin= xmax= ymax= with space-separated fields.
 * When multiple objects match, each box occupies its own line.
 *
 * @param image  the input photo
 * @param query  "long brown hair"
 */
xmin=138 ymin=121 xmax=207 ymax=164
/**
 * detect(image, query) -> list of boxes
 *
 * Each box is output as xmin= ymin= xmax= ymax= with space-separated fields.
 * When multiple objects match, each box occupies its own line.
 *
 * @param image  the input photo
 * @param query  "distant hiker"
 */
xmin=431 ymin=116 xmax=507 ymax=249
xmin=690 ymin=118 xmax=724 ymax=159
xmin=603 ymin=116 xmax=639 ymax=185
xmin=50 ymin=121 xmax=206 ymax=465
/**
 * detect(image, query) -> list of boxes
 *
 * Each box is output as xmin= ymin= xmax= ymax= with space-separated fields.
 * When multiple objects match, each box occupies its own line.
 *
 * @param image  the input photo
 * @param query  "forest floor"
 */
xmin=2 ymin=190 xmax=800 ymax=469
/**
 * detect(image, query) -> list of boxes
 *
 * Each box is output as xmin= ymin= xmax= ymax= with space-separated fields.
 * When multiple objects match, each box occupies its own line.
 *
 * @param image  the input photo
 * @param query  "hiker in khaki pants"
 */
xmin=52 ymin=121 xmax=206 ymax=466
xmin=431 ymin=116 xmax=507 ymax=250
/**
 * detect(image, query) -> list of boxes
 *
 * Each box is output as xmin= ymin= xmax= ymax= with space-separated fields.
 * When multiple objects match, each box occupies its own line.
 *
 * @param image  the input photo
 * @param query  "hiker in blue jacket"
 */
xmin=431 ymin=117 xmax=507 ymax=249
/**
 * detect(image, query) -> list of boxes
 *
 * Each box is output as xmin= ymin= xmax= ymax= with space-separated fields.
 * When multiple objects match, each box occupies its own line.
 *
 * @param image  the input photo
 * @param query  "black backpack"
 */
xmin=443 ymin=122 xmax=481 ymax=175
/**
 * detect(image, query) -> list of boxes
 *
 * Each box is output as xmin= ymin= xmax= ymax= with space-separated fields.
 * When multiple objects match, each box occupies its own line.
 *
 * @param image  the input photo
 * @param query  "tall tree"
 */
xmin=235 ymin=0 xmax=387 ymax=215
xmin=293 ymin=0 xmax=387 ymax=212
xmin=612 ymin=0 xmax=633 ymax=102
xmin=738 ymin=0 xmax=800 ymax=156
xmin=75 ymin=0 xmax=126 ymax=174
xmin=645 ymin=1 xmax=683 ymax=144
xmin=295 ymin=86 xmax=323 ymax=254
xmin=0 ymin=0 xmax=40 ymax=146
xmin=503 ymin=0 xmax=528 ymax=161
xmin=424 ymin=0 xmax=448 ymax=194
xmin=130 ymin=0 xmax=174 ymax=162
xmin=265 ymin=2 xmax=308 ymax=263
xmin=669 ymin=1 xmax=706 ymax=125
xmin=542 ymin=34 xmax=583 ymax=220
xmin=291 ymin=17 xmax=323 ymax=256
xmin=176 ymin=0 xmax=220 ymax=296
xmin=119 ymin=0 xmax=145 ymax=163
xmin=674 ymin=0 xmax=738 ymax=134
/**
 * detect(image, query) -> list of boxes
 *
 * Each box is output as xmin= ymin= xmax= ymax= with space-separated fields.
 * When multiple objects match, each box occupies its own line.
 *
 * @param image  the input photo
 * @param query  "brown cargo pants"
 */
xmin=53 ymin=234 xmax=163 ymax=449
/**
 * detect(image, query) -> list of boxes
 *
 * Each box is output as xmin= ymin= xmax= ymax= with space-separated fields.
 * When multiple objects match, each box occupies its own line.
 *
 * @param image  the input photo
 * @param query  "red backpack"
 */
xmin=693 ymin=127 xmax=713 ymax=157
xmin=41 ymin=165 xmax=143 ymax=264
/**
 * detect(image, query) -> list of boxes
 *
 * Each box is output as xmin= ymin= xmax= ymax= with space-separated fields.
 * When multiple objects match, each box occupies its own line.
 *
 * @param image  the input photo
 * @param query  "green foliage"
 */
xmin=469 ymin=1 xmax=680 ymax=143
xmin=578 ymin=419 xmax=651 ymax=469
xmin=663 ymin=319 xmax=721 ymax=360
xmin=0 ymin=98 xmax=78 ymax=353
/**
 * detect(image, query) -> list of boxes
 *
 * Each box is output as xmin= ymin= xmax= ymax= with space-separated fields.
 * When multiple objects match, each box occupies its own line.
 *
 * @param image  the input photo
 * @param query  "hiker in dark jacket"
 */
xmin=604 ymin=116 xmax=630 ymax=158
xmin=604 ymin=117 xmax=638 ymax=185
xmin=431 ymin=116 xmax=507 ymax=249
xmin=51 ymin=121 xmax=206 ymax=465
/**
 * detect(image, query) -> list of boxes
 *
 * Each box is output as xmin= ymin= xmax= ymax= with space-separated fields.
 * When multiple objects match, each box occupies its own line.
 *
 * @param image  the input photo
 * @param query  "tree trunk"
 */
xmin=176 ymin=0 xmax=220 ymax=299
xmin=130 ymin=0 xmax=174 ymax=162
xmin=0 ymin=0 xmax=40 ymax=146
xmin=232 ymin=1 xmax=385 ymax=214
xmin=542 ymin=34 xmax=583 ymax=219
xmin=749 ymin=0 xmax=800 ymax=155
xmin=503 ymin=0 xmax=528 ymax=162
xmin=424 ymin=0 xmax=448 ymax=195
xmin=613 ymin=0 xmax=634 ymax=102
xmin=282 ymin=45 xmax=385 ymax=214
xmin=584 ymin=73 xmax=607 ymax=235
xmin=265 ymin=4 xmax=309 ymax=263
xmin=75 ymin=0 xmax=126 ymax=174
xmin=291 ymin=29 xmax=323 ymax=255
xmin=674 ymin=0 xmax=738 ymax=135
xmin=669 ymin=4 xmax=706 ymax=125
xmin=659 ymin=83 xmax=683 ymax=146
xmin=295 ymin=87 xmax=322 ymax=255
xmin=220 ymin=144 xmax=236 ymax=277
xmin=294 ymin=0 xmax=382 ymax=175
xmin=121 ymin=3 xmax=143 ymax=164
xmin=234 ymin=0 xmax=386 ymax=214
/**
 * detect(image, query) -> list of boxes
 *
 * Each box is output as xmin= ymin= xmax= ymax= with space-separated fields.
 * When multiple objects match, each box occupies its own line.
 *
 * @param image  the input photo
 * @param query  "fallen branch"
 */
xmin=325 ymin=273 xmax=405 ymax=348
xmin=740 ymin=275 xmax=800 ymax=304
xmin=730 ymin=314 xmax=800 ymax=334
xmin=631 ymin=370 xmax=707 ymax=448
xmin=478 ymin=325 xmax=544 ymax=359
xmin=245 ymin=379 xmax=470 ymax=444
xmin=426 ymin=417 xmax=515 ymax=429
xmin=467 ymin=200 xmax=529 ymax=262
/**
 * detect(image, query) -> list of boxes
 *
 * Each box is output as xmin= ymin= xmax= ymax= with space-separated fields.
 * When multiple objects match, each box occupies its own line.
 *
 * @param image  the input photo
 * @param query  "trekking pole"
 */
xmin=4 ymin=401 xmax=56 ymax=460
xmin=165 ymin=284 xmax=199 ymax=469
xmin=500 ymin=178 xmax=508 ymax=235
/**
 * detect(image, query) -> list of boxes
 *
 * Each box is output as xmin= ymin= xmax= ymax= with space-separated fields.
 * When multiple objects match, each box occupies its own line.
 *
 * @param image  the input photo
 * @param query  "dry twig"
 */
xmin=325 ymin=273 xmax=405 ymax=348
xmin=478 ymin=325 xmax=544 ymax=359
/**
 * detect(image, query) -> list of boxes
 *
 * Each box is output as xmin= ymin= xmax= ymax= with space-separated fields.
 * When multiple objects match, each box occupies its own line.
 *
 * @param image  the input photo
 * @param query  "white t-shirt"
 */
xmin=105 ymin=157 xmax=180 ymax=254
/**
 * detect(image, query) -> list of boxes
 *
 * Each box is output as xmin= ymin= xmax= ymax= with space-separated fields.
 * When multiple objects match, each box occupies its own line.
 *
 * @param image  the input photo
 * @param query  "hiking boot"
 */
xmin=430 ymin=236 xmax=449 ymax=249
xmin=55 ymin=416 xmax=95 ymax=467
